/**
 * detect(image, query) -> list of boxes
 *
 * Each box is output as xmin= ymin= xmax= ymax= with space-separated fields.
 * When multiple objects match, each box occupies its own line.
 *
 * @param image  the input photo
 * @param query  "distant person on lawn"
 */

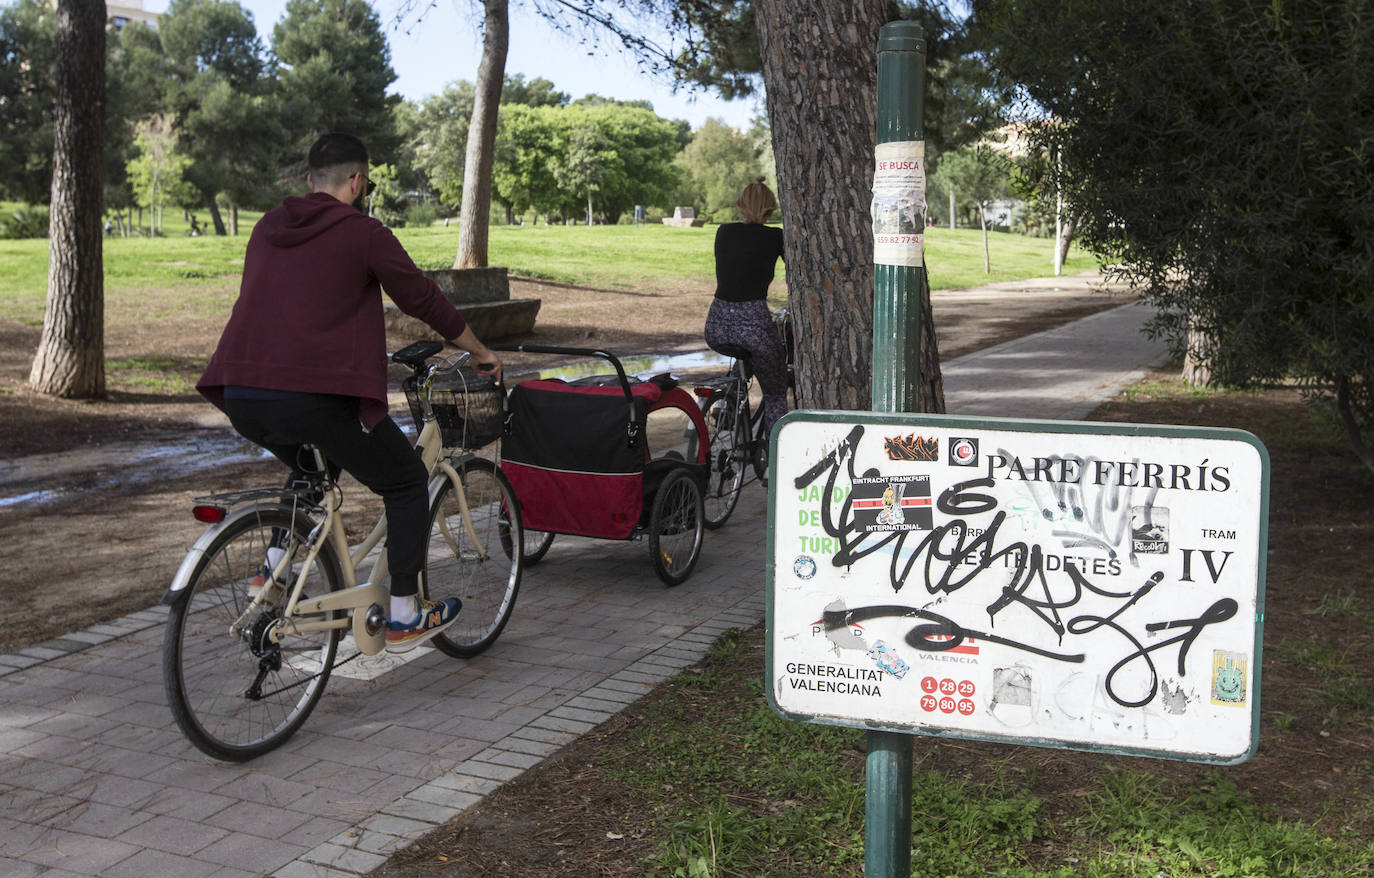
xmin=197 ymin=132 xmax=502 ymax=652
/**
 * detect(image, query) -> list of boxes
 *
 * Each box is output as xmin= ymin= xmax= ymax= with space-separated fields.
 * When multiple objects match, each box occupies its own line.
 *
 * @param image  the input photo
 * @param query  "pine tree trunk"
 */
xmin=454 ymin=0 xmax=508 ymax=269
xmin=30 ymin=0 xmax=105 ymax=399
xmin=756 ymin=0 xmax=942 ymax=414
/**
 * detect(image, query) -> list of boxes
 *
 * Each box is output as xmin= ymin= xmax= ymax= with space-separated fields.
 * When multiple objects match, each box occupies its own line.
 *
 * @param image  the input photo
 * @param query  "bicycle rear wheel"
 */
xmin=163 ymin=507 xmax=342 ymax=762
xmin=425 ymin=458 xmax=523 ymax=657
xmin=751 ymin=399 xmax=769 ymax=481
xmin=700 ymin=393 xmax=747 ymax=528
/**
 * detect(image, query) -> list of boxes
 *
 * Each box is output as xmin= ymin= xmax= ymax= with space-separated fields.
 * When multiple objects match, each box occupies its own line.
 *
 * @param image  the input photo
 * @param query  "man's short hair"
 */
xmin=308 ymin=132 xmax=369 ymax=172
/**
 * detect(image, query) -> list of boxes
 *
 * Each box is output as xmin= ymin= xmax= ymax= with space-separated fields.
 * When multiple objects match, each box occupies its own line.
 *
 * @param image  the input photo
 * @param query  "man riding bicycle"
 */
xmin=197 ymin=132 xmax=502 ymax=652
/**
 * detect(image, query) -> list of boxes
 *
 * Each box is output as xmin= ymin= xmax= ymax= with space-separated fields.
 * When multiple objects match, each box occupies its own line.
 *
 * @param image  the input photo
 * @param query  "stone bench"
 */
xmin=384 ymin=266 xmax=541 ymax=342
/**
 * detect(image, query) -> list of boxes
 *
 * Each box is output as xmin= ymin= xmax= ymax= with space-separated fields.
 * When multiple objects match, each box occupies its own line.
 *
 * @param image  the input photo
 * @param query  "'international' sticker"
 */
xmin=851 ymin=475 xmax=932 ymax=532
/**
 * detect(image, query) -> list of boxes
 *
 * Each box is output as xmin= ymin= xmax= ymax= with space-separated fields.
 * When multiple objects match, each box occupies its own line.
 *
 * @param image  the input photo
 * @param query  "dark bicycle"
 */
xmin=691 ymin=309 xmax=795 ymax=528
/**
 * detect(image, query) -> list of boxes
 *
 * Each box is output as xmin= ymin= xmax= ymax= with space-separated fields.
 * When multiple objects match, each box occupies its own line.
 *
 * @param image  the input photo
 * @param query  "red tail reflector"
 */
xmin=193 ymin=506 xmax=226 ymax=524
xmin=693 ymin=387 xmax=716 ymax=399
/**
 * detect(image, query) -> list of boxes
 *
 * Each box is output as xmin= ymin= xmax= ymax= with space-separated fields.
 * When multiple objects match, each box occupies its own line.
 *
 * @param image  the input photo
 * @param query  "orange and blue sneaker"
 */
xmin=248 ymin=564 xmax=289 ymax=606
xmin=386 ymin=597 xmax=462 ymax=652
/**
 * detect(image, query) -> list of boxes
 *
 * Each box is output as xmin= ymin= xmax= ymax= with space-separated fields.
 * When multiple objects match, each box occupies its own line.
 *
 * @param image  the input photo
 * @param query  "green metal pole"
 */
xmin=867 ymin=19 xmax=925 ymax=878
xmin=872 ymin=20 xmax=927 ymax=413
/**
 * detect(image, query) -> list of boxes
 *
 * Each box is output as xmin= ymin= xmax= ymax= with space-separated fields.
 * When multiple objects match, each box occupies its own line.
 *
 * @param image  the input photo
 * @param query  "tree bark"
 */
xmin=30 ymin=0 xmax=105 ymax=399
xmin=756 ymin=0 xmax=942 ymax=412
xmin=980 ymin=203 xmax=990 ymax=272
xmin=208 ymin=201 xmax=227 ymax=236
xmin=454 ymin=0 xmax=509 ymax=269
xmin=1335 ymin=376 xmax=1374 ymax=476
xmin=1054 ymin=212 xmax=1076 ymax=275
xmin=1181 ymin=325 xmax=1212 ymax=386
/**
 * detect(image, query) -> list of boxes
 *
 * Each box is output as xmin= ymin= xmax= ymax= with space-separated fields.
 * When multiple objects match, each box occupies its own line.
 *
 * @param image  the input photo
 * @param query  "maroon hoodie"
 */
xmin=198 ymin=192 xmax=467 ymax=429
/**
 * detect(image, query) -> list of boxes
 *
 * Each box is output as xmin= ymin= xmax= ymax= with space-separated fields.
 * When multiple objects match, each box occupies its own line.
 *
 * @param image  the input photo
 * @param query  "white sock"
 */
xmin=390 ymin=595 xmax=419 ymax=623
xmin=264 ymin=546 xmax=286 ymax=578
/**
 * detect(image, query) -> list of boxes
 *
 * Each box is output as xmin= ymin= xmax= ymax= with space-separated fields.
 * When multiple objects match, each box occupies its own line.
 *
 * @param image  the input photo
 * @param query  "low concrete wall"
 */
xmin=421 ymin=266 xmax=510 ymax=305
xmin=388 ymin=265 xmax=540 ymax=341
xmin=385 ymin=298 xmax=541 ymax=343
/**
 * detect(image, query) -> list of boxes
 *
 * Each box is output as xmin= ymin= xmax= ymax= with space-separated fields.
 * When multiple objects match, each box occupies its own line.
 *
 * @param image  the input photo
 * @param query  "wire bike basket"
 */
xmin=403 ymin=366 xmax=505 ymax=449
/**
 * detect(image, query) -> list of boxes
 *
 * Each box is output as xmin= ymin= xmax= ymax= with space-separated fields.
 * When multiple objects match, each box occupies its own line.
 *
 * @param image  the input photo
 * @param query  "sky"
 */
xmin=142 ymin=0 xmax=764 ymax=131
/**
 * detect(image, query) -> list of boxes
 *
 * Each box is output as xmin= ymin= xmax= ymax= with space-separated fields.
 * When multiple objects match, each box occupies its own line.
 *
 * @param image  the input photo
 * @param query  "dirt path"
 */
xmin=0 ymin=273 xmax=1131 ymax=654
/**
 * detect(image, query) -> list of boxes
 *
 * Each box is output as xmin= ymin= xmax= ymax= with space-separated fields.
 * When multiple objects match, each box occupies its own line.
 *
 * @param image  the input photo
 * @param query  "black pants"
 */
xmin=225 ymin=394 xmax=428 ymax=597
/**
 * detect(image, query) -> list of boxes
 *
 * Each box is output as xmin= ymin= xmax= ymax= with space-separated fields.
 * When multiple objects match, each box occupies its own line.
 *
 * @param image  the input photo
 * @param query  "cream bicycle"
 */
xmin=160 ymin=340 xmax=523 ymax=761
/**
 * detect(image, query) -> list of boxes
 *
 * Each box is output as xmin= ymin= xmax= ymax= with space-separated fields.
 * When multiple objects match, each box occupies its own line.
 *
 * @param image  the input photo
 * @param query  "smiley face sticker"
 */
xmin=1210 ymin=651 xmax=1248 ymax=706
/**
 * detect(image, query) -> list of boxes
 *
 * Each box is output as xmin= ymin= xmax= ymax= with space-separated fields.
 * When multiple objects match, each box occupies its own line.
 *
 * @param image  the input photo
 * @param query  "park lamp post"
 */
xmin=868 ymin=19 xmax=926 ymax=878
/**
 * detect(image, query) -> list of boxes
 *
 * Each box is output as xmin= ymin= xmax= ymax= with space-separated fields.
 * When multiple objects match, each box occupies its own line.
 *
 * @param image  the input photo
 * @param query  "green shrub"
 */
xmin=0 ymin=205 xmax=49 ymax=239
xmin=406 ymin=203 xmax=439 ymax=227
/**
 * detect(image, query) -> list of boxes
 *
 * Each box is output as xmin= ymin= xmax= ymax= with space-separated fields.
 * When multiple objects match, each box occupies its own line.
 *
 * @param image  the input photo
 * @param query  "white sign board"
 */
xmin=767 ymin=412 xmax=1269 ymax=764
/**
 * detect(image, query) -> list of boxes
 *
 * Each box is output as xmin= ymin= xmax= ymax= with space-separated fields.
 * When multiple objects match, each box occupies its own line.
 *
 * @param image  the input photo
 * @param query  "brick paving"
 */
xmin=0 ymin=300 xmax=1168 ymax=877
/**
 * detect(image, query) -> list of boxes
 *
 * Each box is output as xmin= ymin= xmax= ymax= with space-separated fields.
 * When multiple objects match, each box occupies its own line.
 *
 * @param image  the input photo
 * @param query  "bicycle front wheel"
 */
xmin=700 ymin=394 xmax=747 ymax=528
xmin=425 ymin=458 xmax=523 ymax=658
xmin=163 ymin=507 xmax=342 ymax=762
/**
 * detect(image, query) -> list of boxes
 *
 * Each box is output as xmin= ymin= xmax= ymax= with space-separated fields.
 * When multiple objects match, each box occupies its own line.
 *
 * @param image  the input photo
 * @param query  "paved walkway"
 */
xmin=0 ymin=299 xmax=1169 ymax=878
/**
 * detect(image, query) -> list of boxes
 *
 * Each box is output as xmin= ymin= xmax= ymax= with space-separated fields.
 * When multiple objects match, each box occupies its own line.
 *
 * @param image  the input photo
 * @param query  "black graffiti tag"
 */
xmin=794 ymin=429 xmax=1238 ymax=709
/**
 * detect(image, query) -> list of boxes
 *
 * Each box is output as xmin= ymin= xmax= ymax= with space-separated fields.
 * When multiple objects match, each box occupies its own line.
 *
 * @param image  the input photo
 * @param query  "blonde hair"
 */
xmin=735 ymin=177 xmax=778 ymax=224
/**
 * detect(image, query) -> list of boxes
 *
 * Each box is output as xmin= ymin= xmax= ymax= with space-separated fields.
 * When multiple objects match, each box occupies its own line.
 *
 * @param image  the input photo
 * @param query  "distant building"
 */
xmin=107 ymin=0 xmax=159 ymax=31
xmin=52 ymin=0 xmax=160 ymax=31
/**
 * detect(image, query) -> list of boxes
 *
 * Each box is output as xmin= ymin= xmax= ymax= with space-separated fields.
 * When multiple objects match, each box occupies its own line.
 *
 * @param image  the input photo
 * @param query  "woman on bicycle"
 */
xmin=704 ymin=177 xmax=789 ymax=435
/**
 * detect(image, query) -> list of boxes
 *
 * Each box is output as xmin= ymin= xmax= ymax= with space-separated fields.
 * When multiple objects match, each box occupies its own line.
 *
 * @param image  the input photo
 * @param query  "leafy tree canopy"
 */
xmin=272 ymin=0 xmax=400 ymax=160
xmin=554 ymin=0 xmax=1002 ymax=156
xmin=974 ymin=0 xmax=1374 ymax=469
xmin=159 ymin=0 xmax=265 ymax=89
xmin=156 ymin=0 xmax=281 ymax=222
xmin=0 ymin=0 xmax=57 ymax=202
xmin=673 ymin=116 xmax=764 ymax=220
xmin=404 ymin=81 xmax=477 ymax=209
xmin=503 ymin=73 xmax=569 ymax=107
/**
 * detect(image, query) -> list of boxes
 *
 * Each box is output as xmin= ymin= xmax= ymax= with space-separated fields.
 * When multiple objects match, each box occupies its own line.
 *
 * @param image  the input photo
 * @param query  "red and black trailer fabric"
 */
xmin=501 ymin=376 xmax=711 ymax=541
xmin=502 ymin=378 xmax=651 ymax=540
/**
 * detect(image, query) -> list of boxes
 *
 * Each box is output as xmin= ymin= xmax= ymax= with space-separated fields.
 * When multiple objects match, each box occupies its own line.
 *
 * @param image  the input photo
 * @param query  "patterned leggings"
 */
xmin=704 ymin=298 xmax=790 ymax=435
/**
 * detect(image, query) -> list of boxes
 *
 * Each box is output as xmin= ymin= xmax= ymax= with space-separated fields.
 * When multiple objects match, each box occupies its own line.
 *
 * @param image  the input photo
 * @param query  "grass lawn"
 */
xmin=375 ymin=373 xmax=1374 ymax=878
xmin=0 ymin=220 xmax=1098 ymax=326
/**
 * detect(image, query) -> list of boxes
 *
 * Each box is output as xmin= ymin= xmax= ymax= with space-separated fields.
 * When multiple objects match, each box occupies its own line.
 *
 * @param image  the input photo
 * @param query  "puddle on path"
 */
xmin=0 ymin=433 xmax=272 ymax=509
xmin=1 ymin=348 xmax=732 ymax=509
xmin=513 ymin=348 xmax=729 ymax=382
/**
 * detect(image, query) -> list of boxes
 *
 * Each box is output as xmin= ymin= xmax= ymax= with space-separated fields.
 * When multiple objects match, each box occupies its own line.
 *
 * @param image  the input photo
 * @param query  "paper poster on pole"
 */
xmin=767 ymin=411 xmax=1269 ymax=765
xmin=872 ymin=140 xmax=926 ymax=267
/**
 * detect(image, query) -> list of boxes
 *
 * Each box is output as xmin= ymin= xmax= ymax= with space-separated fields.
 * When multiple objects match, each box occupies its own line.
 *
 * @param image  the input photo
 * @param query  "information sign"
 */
xmin=767 ymin=411 xmax=1269 ymax=764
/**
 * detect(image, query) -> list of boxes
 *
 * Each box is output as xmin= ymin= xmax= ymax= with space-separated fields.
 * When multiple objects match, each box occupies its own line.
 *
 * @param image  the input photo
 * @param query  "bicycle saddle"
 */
xmin=391 ymin=339 xmax=444 ymax=367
